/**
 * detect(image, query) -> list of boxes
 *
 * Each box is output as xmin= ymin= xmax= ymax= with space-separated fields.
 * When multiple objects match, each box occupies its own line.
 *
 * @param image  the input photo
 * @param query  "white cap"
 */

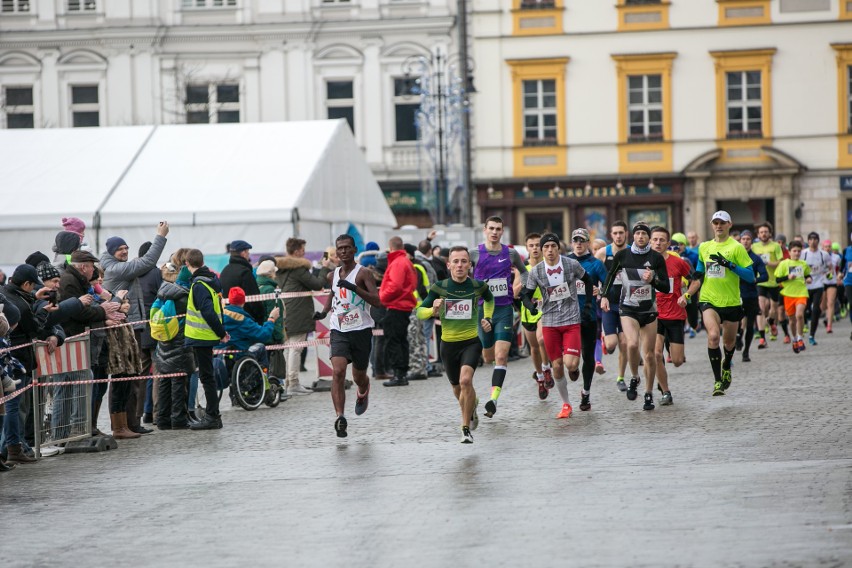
xmin=711 ymin=210 xmax=731 ymax=223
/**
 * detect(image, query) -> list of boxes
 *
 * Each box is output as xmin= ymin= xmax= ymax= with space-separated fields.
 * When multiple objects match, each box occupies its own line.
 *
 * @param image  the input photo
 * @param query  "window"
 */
xmin=1 ymin=0 xmax=30 ymax=12
xmin=522 ymin=79 xmax=557 ymax=146
xmin=185 ymin=83 xmax=240 ymax=124
xmin=67 ymin=0 xmax=96 ymax=11
xmin=627 ymin=75 xmax=663 ymax=142
xmin=616 ymin=0 xmax=669 ymax=31
xmin=181 ymin=0 xmax=236 ymax=7
xmin=70 ymin=85 xmax=99 ymax=127
xmin=3 ymin=86 xmax=34 ymax=128
xmin=520 ymin=0 xmax=556 ymax=9
xmin=393 ymin=77 xmax=419 ymax=142
xmin=725 ymin=71 xmax=762 ymax=138
xmin=326 ymin=80 xmax=354 ymax=133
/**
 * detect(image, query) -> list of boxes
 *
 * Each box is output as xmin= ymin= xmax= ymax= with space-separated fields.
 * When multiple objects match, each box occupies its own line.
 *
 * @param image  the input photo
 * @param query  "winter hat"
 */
xmin=228 ymin=286 xmax=246 ymax=306
xmin=632 ymin=222 xmax=651 ymax=236
xmin=61 ymin=217 xmax=86 ymax=237
xmin=2 ymin=301 xmax=21 ymax=327
xmin=106 ymin=237 xmax=128 ymax=256
xmin=11 ymin=264 xmax=43 ymax=287
xmin=740 ymin=230 xmax=753 ymax=239
xmin=139 ymin=241 xmax=152 ymax=257
xmin=403 ymin=243 xmax=417 ymax=257
xmin=36 ymin=262 xmax=61 ymax=283
xmin=257 ymin=260 xmax=276 ymax=277
xmin=177 ymin=266 xmax=192 ymax=286
xmin=365 ymin=241 xmax=380 ymax=251
xmin=25 ymin=251 xmax=51 ymax=267
xmin=539 ymin=233 xmax=560 ymax=249
xmin=53 ymin=231 xmax=82 ymax=255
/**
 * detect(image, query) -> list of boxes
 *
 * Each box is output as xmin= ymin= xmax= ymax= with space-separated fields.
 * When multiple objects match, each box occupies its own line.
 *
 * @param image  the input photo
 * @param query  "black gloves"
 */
xmin=338 ymin=279 xmax=357 ymax=292
xmin=709 ymin=252 xmax=734 ymax=269
xmin=520 ymin=289 xmax=538 ymax=316
xmin=313 ymin=311 xmax=327 ymax=320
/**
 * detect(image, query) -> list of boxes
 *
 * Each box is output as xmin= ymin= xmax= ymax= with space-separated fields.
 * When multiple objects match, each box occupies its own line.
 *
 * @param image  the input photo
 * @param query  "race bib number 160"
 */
xmin=445 ymin=299 xmax=473 ymax=320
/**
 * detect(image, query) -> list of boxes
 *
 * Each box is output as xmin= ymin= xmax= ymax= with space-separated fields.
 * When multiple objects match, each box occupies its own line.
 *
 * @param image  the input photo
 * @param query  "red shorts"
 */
xmin=542 ymin=324 xmax=581 ymax=361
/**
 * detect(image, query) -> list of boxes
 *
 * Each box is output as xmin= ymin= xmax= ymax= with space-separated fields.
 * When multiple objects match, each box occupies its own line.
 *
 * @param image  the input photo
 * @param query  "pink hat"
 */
xmin=61 ymin=217 xmax=86 ymax=237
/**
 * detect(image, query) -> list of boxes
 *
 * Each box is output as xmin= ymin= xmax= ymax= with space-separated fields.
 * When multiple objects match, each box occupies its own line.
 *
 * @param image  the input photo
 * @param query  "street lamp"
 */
xmin=403 ymin=48 xmax=473 ymax=226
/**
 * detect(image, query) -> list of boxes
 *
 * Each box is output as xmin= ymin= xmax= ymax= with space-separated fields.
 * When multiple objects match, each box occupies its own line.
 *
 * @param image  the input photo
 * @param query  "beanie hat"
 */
xmin=366 ymin=241 xmax=380 ymax=251
xmin=257 ymin=260 xmax=276 ymax=277
xmin=139 ymin=241 xmax=152 ymax=257
xmin=228 ymin=286 xmax=246 ymax=306
xmin=36 ymin=262 xmax=61 ymax=283
xmin=25 ymin=251 xmax=51 ymax=267
xmin=2 ymin=300 xmax=21 ymax=327
xmin=403 ymin=243 xmax=417 ymax=257
xmin=539 ymin=233 xmax=560 ymax=249
xmin=53 ymin=231 xmax=82 ymax=255
xmin=106 ymin=237 xmax=128 ymax=256
xmin=632 ymin=222 xmax=651 ymax=236
xmin=62 ymin=217 xmax=86 ymax=236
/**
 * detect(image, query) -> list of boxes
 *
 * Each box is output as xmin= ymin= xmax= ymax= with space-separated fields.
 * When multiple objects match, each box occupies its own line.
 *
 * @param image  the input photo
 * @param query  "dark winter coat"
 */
xmin=274 ymin=255 xmax=331 ymax=336
xmin=152 ymin=281 xmax=195 ymax=376
xmin=2 ymin=282 xmax=66 ymax=373
xmin=137 ymin=266 xmax=163 ymax=350
xmin=184 ymin=266 xmax=227 ymax=348
xmin=219 ymin=255 xmax=265 ymax=324
xmin=58 ymin=264 xmax=108 ymax=338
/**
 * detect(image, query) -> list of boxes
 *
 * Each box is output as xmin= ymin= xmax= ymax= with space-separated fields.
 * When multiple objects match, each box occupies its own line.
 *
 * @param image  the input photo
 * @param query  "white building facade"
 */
xmin=0 ymin=0 xmax=459 ymax=226
xmin=471 ymin=0 xmax=852 ymax=244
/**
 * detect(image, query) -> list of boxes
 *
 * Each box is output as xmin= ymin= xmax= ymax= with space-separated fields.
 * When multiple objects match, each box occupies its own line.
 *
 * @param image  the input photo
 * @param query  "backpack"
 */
xmin=149 ymin=298 xmax=180 ymax=342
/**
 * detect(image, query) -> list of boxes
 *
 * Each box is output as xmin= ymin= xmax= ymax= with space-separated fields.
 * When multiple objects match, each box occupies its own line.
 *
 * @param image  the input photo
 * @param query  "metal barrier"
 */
xmin=32 ymin=336 xmax=92 ymax=458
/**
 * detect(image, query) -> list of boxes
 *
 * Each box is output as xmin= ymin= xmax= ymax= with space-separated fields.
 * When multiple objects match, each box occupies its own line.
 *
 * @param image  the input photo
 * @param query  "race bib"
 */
xmin=547 ymin=282 xmax=571 ymax=302
xmin=628 ymin=284 xmax=653 ymax=302
xmin=575 ymin=280 xmax=585 ymax=295
xmin=707 ymin=263 xmax=726 ymax=278
xmin=337 ymin=310 xmax=363 ymax=331
xmin=445 ymin=299 xmax=473 ymax=320
xmin=669 ymin=277 xmax=675 ymax=294
xmin=760 ymin=253 xmax=770 ymax=264
xmin=789 ymin=266 xmax=804 ymax=279
xmin=487 ymin=278 xmax=509 ymax=298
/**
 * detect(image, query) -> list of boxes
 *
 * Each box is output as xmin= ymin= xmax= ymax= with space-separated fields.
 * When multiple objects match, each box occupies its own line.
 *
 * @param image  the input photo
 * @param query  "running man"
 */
xmin=513 ymin=233 xmax=553 ymax=400
xmin=821 ymin=239 xmax=840 ymax=333
xmin=521 ymin=233 xmax=596 ymax=419
xmin=752 ymin=222 xmax=789 ymax=347
xmin=775 ymin=240 xmax=812 ymax=353
xmin=470 ymin=216 xmax=527 ymax=418
xmin=802 ymin=232 xmax=832 ymax=345
xmin=694 ymin=211 xmax=755 ymax=396
xmin=417 ymin=247 xmax=494 ymax=443
xmin=594 ymin=220 xmax=630 ymax=392
xmin=600 ymin=222 xmax=669 ymax=410
xmin=314 ymin=235 xmax=382 ymax=438
xmin=649 ymin=226 xmax=699 ymax=406
xmin=566 ymin=228 xmax=608 ymax=411
xmin=736 ymin=230 xmax=768 ymax=362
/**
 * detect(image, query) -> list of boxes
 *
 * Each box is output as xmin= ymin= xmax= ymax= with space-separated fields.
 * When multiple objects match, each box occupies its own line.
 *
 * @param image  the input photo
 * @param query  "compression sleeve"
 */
xmin=416 ymin=287 xmax=439 ymax=320
xmin=733 ymin=264 xmax=755 ymax=284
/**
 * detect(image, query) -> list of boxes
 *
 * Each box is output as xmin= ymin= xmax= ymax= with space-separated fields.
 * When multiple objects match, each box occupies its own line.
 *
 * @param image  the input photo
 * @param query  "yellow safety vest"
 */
xmin=413 ymin=263 xmax=430 ymax=305
xmin=520 ymin=263 xmax=543 ymax=324
xmin=185 ymin=280 xmax=223 ymax=341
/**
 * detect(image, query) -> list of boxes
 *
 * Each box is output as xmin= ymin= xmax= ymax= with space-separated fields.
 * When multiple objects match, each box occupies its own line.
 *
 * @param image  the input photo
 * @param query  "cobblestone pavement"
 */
xmin=2 ymin=320 xmax=851 ymax=568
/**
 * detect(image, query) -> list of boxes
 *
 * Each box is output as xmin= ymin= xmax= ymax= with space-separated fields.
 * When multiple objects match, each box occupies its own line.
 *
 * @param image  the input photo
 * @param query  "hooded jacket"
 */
xmin=274 ymin=255 xmax=331 ymax=336
xmin=222 ymin=304 xmax=275 ymax=351
xmin=58 ymin=264 xmax=109 ymax=338
xmin=219 ymin=254 xmax=265 ymax=325
xmin=379 ymin=250 xmax=417 ymax=312
xmin=184 ymin=266 xmax=227 ymax=348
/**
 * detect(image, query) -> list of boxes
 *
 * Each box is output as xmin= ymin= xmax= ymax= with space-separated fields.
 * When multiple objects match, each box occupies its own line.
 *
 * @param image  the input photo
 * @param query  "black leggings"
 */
xmin=806 ymin=287 xmax=824 ymax=336
xmin=581 ymin=320 xmax=597 ymax=391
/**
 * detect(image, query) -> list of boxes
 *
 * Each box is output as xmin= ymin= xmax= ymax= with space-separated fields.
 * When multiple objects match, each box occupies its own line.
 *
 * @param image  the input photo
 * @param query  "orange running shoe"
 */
xmin=557 ymin=403 xmax=573 ymax=419
xmin=783 ymin=335 xmax=791 ymax=344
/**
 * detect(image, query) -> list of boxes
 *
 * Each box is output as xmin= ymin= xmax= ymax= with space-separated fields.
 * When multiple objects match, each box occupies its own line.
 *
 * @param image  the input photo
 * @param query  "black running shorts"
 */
xmin=699 ymin=302 xmax=744 ymax=323
xmin=329 ymin=328 xmax=372 ymax=370
xmin=440 ymin=337 xmax=483 ymax=386
xmin=656 ymin=318 xmax=685 ymax=344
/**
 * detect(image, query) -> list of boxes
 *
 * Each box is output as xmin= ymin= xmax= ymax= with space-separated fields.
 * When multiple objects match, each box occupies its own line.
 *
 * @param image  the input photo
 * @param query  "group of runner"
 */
xmin=322 ymin=212 xmax=846 ymax=443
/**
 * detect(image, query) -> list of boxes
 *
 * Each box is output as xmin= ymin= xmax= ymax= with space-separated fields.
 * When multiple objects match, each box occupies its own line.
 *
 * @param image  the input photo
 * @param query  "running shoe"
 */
xmin=808 ymin=336 xmax=817 ymax=346
xmin=742 ymin=353 xmax=751 ymax=362
xmin=798 ymin=339 xmax=806 ymax=351
xmin=460 ymin=426 xmax=474 ymax=444
xmin=735 ymin=335 xmax=743 ymax=351
xmin=712 ymin=382 xmax=725 ymax=396
xmin=471 ymin=398 xmax=479 ymax=431
xmin=595 ymin=362 xmax=605 ymax=375
xmin=538 ymin=380 xmax=548 ymax=400
xmin=826 ymin=324 xmax=833 ymax=334
xmin=580 ymin=392 xmax=591 ymax=411
xmin=660 ymin=391 xmax=673 ymax=406
xmin=688 ymin=328 xmax=696 ymax=339
xmin=643 ymin=392 xmax=655 ymax=411
xmin=616 ymin=377 xmax=628 ymax=392
xmin=783 ymin=335 xmax=791 ymax=344
xmin=556 ymin=403 xmax=573 ymax=419
xmin=354 ymin=383 xmax=370 ymax=416
xmin=543 ymin=367 xmax=555 ymax=389
xmin=757 ymin=338 xmax=767 ymax=349
xmin=720 ymin=368 xmax=732 ymax=391
xmin=803 ymin=324 xmax=809 ymax=334
xmin=568 ymin=368 xmax=580 ymax=382
xmin=335 ymin=415 xmax=348 ymax=438
xmin=484 ymin=399 xmax=497 ymax=418
xmin=626 ymin=377 xmax=640 ymax=401
xmin=792 ymin=341 xmax=800 ymax=354
xmin=770 ymin=322 xmax=778 ymax=337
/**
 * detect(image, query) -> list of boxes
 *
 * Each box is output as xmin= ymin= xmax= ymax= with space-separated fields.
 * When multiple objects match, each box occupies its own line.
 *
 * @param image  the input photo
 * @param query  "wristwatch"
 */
xmin=683 ymin=292 xmax=691 ymax=300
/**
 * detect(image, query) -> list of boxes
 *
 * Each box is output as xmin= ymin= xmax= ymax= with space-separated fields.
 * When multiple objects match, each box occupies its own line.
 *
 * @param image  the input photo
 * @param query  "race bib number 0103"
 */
xmin=444 ymin=299 xmax=473 ymax=320
xmin=487 ymin=279 xmax=509 ymax=298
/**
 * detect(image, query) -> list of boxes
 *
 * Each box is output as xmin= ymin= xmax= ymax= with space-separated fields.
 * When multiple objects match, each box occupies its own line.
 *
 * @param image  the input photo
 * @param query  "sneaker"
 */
xmin=40 ymin=445 xmax=65 ymax=457
xmin=537 ymin=380 xmax=548 ymax=400
xmin=660 ymin=391 xmax=673 ymax=406
xmin=334 ymin=415 xmax=348 ymax=438
xmin=354 ymin=383 xmax=370 ymax=416
xmin=616 ymin=377 xmax=628 ymax=392
xmin=735 ymin=335 xmax=743 ymax=351
xmin=643 ymin=392 xmax=655 ymax=411
xmin=556 ymin=403 xmax=572 ymax=419
xmin=471 ymin=398 xmax=479 ymax=431
xmin=568 ymin=368 xmax=580 ymax=382
xmin=742 ymin=353 xmax=751 ymax=362
xmin=595 ymin=362 xmax=605 ymax=375
xmin=460 ymin=426 xmax=474 ymax=444
xmin=626 ymin=377 xmax=640 ymax=401
xmin=798 ymin=339 xmax=806 ymax=352
xmin=770 ymin=323 xmax=778 ymax=337
xmin=803 ymin=324 xmax=809 ymax=334
xmin=792 ymin=341 xmax=800 ymax=354
xmin=783 ymin=335 xmax=791 ymax=344
xmin=826 ymin=324 xmax=833 ymax=334
xmin=579 ymin=392 xmax=591 ymax=411
xmin=484 ymin=399 xmax=497 ymax=418
xmin=189 ymin=414 xmax=223 ymax=430
xmin=721 ymin=368 xmax=732 ymax=391
xmin=757 ymin=338 xmax=767 ymax=349
xmin=808 ymin=336 xmax=817 ymax=346
xmin=688 ymin=328 xmax=696 ymax=339
xmin=543 ymin=368 xmax=555 ymax=389
xmin=288 ymin=384 xmax=313 ymax=396
xmin=712 ymin=381 xmax=725 ymax=396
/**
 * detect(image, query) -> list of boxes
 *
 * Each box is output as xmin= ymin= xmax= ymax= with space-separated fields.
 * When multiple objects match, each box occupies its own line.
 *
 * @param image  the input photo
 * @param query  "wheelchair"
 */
xmin=195 ymin=343 xmax=282 ymax=414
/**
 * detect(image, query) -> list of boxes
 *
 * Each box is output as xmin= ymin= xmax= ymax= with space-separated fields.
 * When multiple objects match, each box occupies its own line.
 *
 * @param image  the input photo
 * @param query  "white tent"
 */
xmin=0 ymin=120 xmax=396 ymax=265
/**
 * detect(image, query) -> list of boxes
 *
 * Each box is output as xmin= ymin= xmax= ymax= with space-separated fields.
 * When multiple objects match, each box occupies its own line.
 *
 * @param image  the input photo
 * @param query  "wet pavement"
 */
xmin=2 ymin=322 xmax=851 ymax=567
